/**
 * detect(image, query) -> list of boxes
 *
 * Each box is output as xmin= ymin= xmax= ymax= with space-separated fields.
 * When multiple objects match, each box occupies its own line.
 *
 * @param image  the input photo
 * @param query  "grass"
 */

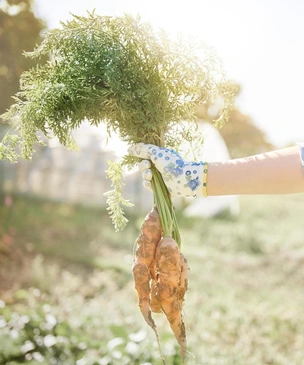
xmin=1 ymin=193 xmax=304 ymax=364
xmin=180 ymin=194 xmax=304 ymax=364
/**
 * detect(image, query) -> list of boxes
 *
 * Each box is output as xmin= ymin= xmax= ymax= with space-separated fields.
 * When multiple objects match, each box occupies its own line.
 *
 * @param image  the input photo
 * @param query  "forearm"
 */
xmin=207 ymin=146 xmax=304 ymax=196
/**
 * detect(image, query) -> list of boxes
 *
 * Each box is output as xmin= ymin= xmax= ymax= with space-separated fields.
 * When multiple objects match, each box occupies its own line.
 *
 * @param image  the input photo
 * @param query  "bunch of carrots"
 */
xmin=132 ymin=204 xmax=189 ymax=364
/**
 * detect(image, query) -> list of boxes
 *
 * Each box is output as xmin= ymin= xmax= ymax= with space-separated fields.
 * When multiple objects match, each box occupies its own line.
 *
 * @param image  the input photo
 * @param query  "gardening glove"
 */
xmin=128 ymin=143 xmax=208 ymax=197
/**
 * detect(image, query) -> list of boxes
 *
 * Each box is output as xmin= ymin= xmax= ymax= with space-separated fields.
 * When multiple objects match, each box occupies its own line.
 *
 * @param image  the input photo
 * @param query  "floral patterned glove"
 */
xmin=128 ymin=143 xmax=208 ymax=197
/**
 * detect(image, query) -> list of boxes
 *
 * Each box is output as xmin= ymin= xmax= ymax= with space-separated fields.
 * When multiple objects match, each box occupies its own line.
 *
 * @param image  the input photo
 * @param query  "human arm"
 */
xmin=207 ymin=145 xmax=304 ymax=196
xmin=128 ymin=144 xmax=304 ymax=197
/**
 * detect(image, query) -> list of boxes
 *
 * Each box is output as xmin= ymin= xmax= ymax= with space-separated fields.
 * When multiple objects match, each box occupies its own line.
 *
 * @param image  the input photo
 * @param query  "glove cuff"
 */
xmin=202 ymin=162 xmax=208 ymax=197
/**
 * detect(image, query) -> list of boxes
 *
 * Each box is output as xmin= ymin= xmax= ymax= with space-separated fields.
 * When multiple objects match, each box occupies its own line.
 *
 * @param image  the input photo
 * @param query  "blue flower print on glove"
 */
xmin=128 ymin=143 xmax=207 ymax=198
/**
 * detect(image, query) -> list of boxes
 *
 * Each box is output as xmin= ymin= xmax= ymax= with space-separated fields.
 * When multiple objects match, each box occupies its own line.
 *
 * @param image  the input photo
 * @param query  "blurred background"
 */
xmin=1 ymin=1 xmax=304 ymax=364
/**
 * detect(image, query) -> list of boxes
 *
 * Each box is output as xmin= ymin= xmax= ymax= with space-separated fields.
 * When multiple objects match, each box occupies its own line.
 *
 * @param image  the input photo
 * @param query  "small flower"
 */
xmin=172 ymin=167 xmax=183 ymax=177
xmin=185 ymin=170 xmax=191 ymax=176
xmin=165 ymin=164 xmax=183 ymax=177
xmin=176 ymin=159 xmax=185 ymax=167
xmin=186 ymin=177 xmax=201 ymax=191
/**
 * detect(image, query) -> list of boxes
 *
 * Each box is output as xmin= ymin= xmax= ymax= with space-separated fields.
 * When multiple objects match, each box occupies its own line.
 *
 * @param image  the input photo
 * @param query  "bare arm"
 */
xmin=207 ymin=146 xmax=304 ymax=196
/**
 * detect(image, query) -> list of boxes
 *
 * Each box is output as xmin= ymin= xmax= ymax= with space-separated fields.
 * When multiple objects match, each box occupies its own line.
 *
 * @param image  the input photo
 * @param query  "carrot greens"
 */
xmin=0 ymin=12 xmax=236 ymax=235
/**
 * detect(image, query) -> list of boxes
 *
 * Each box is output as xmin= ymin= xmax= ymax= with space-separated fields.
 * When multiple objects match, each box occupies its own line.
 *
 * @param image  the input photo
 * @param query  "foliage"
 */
xmin=104 ymin=160 xmax=134 ymax=231
xmin=195 ymin=82 xmax=274 ymax=157
xmin=219 ymin=108 xmax=275 ymax=158
xmin=0 ymin=133 xmax=20 ymax=163
xmin=0 ymin=0 xmax=47 ymax=118
xmin=0 ymin=302 xmax=83 ymax=364
xmin=0 ymin=294 xmax=181 ymax=365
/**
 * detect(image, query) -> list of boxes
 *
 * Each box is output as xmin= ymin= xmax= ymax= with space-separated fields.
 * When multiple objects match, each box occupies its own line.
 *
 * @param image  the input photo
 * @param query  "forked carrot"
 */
xmin=133 ymin=207 xmax=189 ymax=364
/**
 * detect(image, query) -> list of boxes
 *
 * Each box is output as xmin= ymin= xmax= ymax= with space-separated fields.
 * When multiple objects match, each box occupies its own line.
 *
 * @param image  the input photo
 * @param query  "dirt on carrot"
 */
xmin=149 ymin=258 xmax=162 ymax=313
xmin=178 ymin=253 xmax=189 ymax=309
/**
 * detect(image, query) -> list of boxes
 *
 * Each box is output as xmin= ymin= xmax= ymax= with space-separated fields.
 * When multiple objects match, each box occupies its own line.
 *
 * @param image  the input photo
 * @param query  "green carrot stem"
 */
xmin=171 ymin=205 xmax=181 ymax=245
xmin=149 ymin=132 xmax=181 ymax=245
xmin=151 ymin=166 xmax=181 ymax=246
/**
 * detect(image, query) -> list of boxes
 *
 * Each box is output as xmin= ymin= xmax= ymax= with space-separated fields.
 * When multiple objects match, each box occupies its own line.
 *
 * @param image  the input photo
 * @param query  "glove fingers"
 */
xmin=142 ymin=169 xmax=152 ymax=181
xmin=138 ymin=159 xmax=151 ymax=171
xmin=129 ymin=143 xmax=182 ymax=173
xmin=128 ymin=143 xmax=155 ymax=159
xmin=143 ymin=180 xmax=153 ymax=192
xmin=138 ymin=159 xmax=153 ymax=190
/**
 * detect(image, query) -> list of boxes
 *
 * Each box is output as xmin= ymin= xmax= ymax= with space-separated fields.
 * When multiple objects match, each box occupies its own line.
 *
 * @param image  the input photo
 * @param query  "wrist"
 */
xmin=202 ymin=162 xmax=208 ymax=197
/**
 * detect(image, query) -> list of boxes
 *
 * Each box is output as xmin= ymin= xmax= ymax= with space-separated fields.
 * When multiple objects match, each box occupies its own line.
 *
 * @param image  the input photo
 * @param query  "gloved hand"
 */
xmin=128 ymin=143 xmax=208 ymax=197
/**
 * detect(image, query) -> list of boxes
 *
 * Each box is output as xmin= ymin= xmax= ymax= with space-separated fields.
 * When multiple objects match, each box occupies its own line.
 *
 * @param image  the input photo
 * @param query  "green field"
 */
xmin=1 ymin=193 xmax=304 ymax=365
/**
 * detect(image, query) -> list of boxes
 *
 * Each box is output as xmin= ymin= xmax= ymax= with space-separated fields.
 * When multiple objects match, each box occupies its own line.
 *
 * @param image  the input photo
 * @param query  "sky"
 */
xmin=33 ymin=0 xmax=304 ymax=147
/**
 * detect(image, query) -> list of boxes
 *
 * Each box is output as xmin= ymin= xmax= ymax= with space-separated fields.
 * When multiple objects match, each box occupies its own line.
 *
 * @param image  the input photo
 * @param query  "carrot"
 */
xmin=132 ymin=205 xmax=161 ymax=320
xmin=150 ymin=253 xmax=189 ymax=314
xmin=134 ymin=205 xmax=162 ymax=267
xmin=132 ymin=205 xmax=165 ymax=363
xmin=132 ymin=262 xmax=156 ymax=328
xmin=155 ymin=236 xmax=187 ymax=363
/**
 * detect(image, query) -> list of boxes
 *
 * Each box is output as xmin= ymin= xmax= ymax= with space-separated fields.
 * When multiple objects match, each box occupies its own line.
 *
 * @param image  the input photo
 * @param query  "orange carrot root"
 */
xmin=132 ymin=205 xmax=161 ymax=323
xmin=155 ymin=236 xmax=187 ymax=363
xmin=135 ymin=205 xmax=162 ymax=267
xmin=132 ymin=262 xmax=157 ymax=329
xmin=132 ymin=205 xmax=165 ymax=364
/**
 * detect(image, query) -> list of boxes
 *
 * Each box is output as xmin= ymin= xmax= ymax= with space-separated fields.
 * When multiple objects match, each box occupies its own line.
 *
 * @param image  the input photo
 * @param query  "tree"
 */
xmin=218 ymin=108 xmax=274 ymax=159
xmin=196 ymin=82 xmax=274 ymax=158
xmin=0 ymin=0 xmax=46 ymax=119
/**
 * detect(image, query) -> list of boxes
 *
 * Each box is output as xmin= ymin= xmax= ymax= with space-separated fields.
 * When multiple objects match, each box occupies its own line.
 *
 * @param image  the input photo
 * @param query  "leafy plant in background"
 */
xmin=0 ymin=0 xmax=47 ymax=117
xmin=0 ymin=299 xmax=181 ymax=365
xmin=0 ymin=302 xmax=84 ymax=364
